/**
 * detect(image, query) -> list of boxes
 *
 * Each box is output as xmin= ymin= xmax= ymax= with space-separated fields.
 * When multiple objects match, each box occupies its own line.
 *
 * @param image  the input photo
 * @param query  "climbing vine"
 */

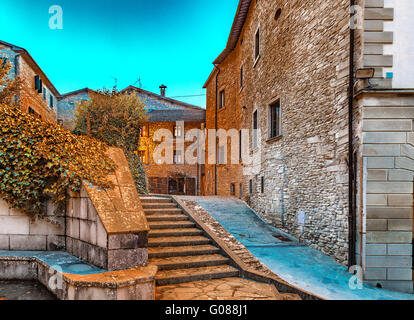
xmin=0 ymin=103 xmax=115 ymax=219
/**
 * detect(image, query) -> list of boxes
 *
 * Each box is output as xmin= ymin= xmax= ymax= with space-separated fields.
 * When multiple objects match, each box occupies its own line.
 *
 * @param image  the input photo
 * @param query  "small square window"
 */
xmin=173 ymin=125 xmax=183 ymax=138
xmin=230 ymin=183 xmax=235 ymax=196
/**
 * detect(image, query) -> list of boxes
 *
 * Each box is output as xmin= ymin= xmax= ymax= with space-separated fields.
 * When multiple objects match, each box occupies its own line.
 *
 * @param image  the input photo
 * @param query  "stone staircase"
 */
xmin=141 ymin=196 xmax=240 ymax=286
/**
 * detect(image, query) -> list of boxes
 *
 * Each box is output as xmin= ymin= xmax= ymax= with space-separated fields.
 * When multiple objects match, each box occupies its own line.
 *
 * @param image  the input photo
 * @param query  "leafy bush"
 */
xmin=0 ymin=103 xmax=115 ymax=219
xmin=73 ymin=89 xmax=148 ymax=194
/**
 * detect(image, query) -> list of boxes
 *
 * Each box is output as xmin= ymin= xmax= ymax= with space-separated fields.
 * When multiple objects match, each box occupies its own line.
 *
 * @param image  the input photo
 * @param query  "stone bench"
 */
xmin=0 ymin=251 xmax=157 ymax=300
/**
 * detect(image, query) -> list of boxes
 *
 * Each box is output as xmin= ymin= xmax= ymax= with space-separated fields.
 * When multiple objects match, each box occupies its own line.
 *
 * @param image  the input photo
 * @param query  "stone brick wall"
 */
xmin=204 ymin=0 xmax=351 ymax=264
xmin=0 ymin=199 xmax=65 ymax=251
xmin=356 ymin=92 xmax=414 ymax=293
xmin=57 ymin=90 xmax=90 ymax=131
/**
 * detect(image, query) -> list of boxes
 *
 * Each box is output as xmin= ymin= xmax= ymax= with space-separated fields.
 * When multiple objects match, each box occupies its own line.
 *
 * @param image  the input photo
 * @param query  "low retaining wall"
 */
xmin=0 ymin=251 xmax=157 ymax=300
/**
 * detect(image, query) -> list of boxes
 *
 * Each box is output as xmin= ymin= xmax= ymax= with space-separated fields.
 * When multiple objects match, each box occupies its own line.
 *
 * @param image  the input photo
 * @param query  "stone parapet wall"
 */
xmin=0 ymin=199 xmax=65 ymax=251
xmin=358 ymin=92 xmax=414 ymax=293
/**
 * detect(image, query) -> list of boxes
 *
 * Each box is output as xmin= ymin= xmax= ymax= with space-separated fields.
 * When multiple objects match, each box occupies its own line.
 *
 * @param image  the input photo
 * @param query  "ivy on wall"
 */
xmin=0 ymin=103 xmax=115 ymax=219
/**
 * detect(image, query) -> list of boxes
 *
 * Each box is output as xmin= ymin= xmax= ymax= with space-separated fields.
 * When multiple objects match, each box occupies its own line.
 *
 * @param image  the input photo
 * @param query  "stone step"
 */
xmin=146 ymin=214 xmax=189 ymax=222
xmin=149 ymin=221 xmax=196 ymax=229
xmin=142 ymin=203 xmax=178 ymax=210
xmin=149 ymin=228 xmax=204 ymax=238
xmin=150 ymin=254 xmax=229 ymax=271
xmin=140 ymin=197 xmax=172 ymax=204
xmin=155 ymin=265 xmax=240 ymax=286
xmin=144 ymin=208 xmax=183 ymax=215
xmin=149 ymin=236 xmax=211 ymax=247
xmin=148 ymin=245 xmax=221 ymax=258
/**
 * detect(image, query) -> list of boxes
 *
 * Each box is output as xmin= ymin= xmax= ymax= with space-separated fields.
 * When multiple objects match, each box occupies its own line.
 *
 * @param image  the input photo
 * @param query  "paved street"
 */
xmin=0 ymin=281 xmax=56 ymax=300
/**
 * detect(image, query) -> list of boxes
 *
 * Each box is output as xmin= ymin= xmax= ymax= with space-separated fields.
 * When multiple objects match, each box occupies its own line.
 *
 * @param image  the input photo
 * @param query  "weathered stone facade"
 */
xmin=0 ymin=40 xmax=59 ymax=122
xmin=204 ymin=0 xmax=351 ymax=264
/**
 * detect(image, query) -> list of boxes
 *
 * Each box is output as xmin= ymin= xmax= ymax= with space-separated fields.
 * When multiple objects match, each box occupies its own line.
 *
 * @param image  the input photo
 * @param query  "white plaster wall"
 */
xmin=384 ymin=0 xmax=414 ymax=88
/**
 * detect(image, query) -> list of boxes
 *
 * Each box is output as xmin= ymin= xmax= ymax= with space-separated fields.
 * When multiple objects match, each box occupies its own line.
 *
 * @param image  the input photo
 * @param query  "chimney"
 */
xmin=159 ymin=84 xmax=167 ymax=97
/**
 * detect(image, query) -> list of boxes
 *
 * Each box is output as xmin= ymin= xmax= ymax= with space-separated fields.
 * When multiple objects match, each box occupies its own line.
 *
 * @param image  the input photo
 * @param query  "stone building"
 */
xmin=58 ymin=85 xmax=206 ymax=196
xmin=203 ymin=0 xmax=414 ymax=293
xmin=0 ymin=40 xmax=59 ymax=121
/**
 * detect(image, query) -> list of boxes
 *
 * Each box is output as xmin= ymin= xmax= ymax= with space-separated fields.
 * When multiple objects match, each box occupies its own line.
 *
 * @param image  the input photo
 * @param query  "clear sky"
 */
xmin=0 ymin=0 xmax=240 ymax=108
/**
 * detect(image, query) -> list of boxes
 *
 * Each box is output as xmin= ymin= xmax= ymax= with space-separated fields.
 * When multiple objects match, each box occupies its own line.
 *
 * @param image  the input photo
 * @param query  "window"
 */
xmin=230 ymin=184 xmax=235 ymax=196
xmin=43 ymin=88 xmax=46 ymax=100
xmin=252 ymin=110 xmax=258 ymax=150
xmin=269 ymin=100 xmax=281 ymax=139
xmin=254 ymin=27 xmax=260 ymax=61
xmin=249 ymin=179 xmax=253 ymax=194
xmin=137 ymin=150 xmax=148 ymax=164
xmin=218 ymin=146 xmax=225 ymax=165
xmin=239 ymin=130 xmax=242 ymax=161
xmin=219 ymin=90 xmax=225 ymax=109
xmin=34 ymin=75 xmax=42 ymax=93
xmin=240 ymin=66 xmax=244 ymax=88
xmin=49 ymin=94 xmax=54 ymax=109
xmin=261 ymin=176 xmax=265 ymax=194
xmin=139 ymin=125 xmax=149 ymax=137
xmin=173 ymin=150 xmax=183 ymax=164
xmin=173 ymin=125 xmax=183 ymax=138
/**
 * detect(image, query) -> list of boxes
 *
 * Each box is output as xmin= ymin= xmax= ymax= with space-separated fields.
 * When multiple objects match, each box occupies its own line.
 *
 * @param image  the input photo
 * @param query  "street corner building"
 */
xmin=203 ymin=0 xmax=414 ymax=293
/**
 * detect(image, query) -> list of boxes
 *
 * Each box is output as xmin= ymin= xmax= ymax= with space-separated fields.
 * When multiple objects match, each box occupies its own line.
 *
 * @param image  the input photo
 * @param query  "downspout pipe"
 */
xmin=214 ymin=66 xmax=221 ymax=196
xmin=348 ymin=0 xmax=357 ymax=268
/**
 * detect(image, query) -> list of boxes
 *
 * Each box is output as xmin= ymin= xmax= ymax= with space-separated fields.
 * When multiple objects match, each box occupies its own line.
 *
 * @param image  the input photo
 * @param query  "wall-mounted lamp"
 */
xmin=356 ymin=68 xmax=375 ymax=79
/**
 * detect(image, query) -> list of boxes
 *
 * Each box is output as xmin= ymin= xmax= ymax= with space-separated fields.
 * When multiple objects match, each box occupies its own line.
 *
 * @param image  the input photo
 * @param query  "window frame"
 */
xmin=219 ymin=89 xmax=225 ymax=110
xmin=268 ymin=99 xmax=282 ymax=140
xmin=254 ymin=25 xmax=261 ymax=65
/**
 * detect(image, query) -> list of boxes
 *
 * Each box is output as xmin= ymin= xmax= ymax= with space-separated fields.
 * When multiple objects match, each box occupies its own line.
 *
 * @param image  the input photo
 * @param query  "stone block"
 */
xmin=71 ymin=198 xmax=81 ymax=219
xmin=0 ymin=235 xmax=9 ymax=250
xmin=388 ymin=169 xmax=414 ymax=181
xmin=367 ymin=219 xmax=387 ymax=231
xmin=367 ymin=182 xmax=412 ymax=194
xmin=80 ymin=198 xmax=88 ymax=220
xmin=108 ymin=232 xmax=148 ymax=250
xmin=67 ymin=218 xmax=80 ymax=239
xmin=364 ymin=32 xmax=393 ymax=43
xmin=116 ymin=282 xmax=155 ymax=300
xmin=367 ymin=207 xmax=412 ymax=219
xmin=364 ymin=22 xmax=383 ymax=33
xmin=364 ymin=55 xmax=393 ymax=67
xmin=401 ymin=144 xmax=414 ymax=160
xmin=80 ymin=220 xmax=97 ymax=245
xmin=363 ymin=144 xmax=400 ymax=157
xmin=366 ymin=255 xmax=412 ymax=268
xmin=0 ymin=199 xmax=9 ymax=215
xmin=388 ymin=219 xmax=412 ymax=231
xmin=67 ymin=285 xmax=117 ymax=301
xmin=363 ymin=120 xmax=412 ymax=132
xmin=367 ymin=169 xmax=387 ymax=181
xmin=0 ymin=260 xmax=37 ymax=280
xmin=388 ymin=194 xmax=413 ymax=207
xmin=367 ymin=157 xmax=394 ymax=169
xmin=363 ymin=132 xmax=406 ymax=144
xmin=10 ymin=235 xmax=47 ymax=250
xmin=366 ymin=231 xmax=412 ymax=244
xmin=96 ymin=218 xmax=108 ymax=248
xmin=366 ymin=244 xmax=387 ymax=255
xmin=365 ymin=0 xmax=384 ymax=7
xmin=29 ymin=217 xmax=65 ymax=236
xmin=47 ymin=235 xmax=66 ymax=251
xmin=0 ymin=216 xmax=30 ymax=235
xmin=88 ymin=245 xmax=107 ymax=269
xmin=395 ymin=157 xmax=414 ymax=171
xmin=365 ymin=268 xmax=386 ymax=280
xmin=365 ymin=8 xmax=394 ymax=20
xmin=366 ymin=194 xmax=387 ymax=206
xmin=387 ymin=269 xmax=412 ymax=281
xmin=387 ymin=244 xmax=412 ymax=256
xmin=87 ymin=199 xmax=98 ymax=222
xmin=9 ymin=207 xmax=26 ymax=216
xmin=108 ymin=248 xmax=148 ymax=271
xmin=366 ymin=280 xmax=413 ymax=293
xmin=363 ymin=107 xmax=414 ymax=119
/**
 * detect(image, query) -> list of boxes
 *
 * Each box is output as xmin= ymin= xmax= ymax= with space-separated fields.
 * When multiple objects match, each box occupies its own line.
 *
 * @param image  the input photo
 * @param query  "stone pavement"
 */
xmin=0 ymin=281 xmax=56 ymax=300
xmin=156 ymin=277 xmax=300 ymax=300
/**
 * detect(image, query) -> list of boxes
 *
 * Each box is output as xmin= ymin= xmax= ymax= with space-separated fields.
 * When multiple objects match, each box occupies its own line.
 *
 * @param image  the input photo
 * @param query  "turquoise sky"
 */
xmin=0 ymin=0 xmax=239 ymax=107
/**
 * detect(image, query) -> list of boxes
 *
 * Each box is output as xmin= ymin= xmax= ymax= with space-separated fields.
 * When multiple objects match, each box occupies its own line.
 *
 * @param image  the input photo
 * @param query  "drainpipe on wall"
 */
xmin=214 ymin=66 xmax=221 ymax=196
xmin=348 ymin=0 xmax=357 ymax=268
